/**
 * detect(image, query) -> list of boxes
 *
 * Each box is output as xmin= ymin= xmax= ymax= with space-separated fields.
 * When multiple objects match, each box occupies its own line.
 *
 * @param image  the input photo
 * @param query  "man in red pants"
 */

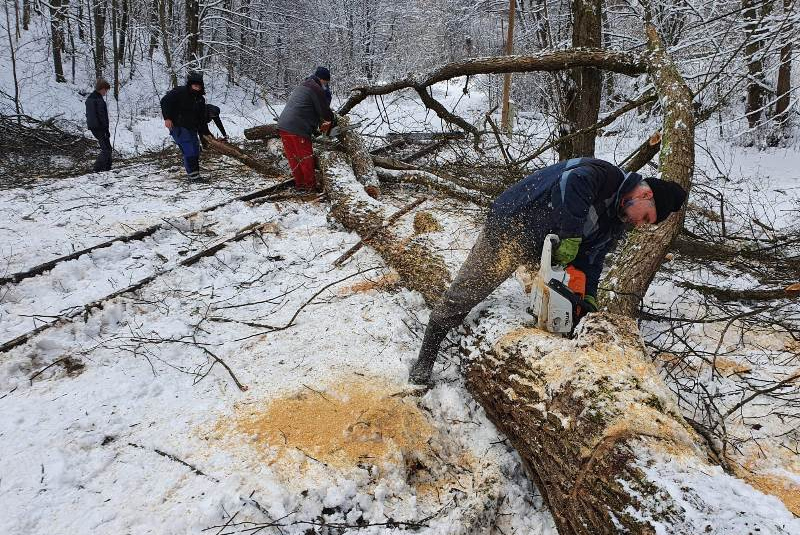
xmin=277 ymin=67 xmax=335 ymax=190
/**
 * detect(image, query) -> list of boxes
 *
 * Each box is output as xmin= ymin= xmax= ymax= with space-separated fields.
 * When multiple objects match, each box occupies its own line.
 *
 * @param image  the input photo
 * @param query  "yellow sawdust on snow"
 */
xmin=741 ymin=472 xmax=800 ymax=516
xmin=216 ymin=380 xmax=434 ymax=469
xmin=337 ymin=271 xmax=400 ymax=296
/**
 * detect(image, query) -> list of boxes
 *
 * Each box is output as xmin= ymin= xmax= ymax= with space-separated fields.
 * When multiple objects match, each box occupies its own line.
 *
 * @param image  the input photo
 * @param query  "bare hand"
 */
xmin=320 ymin=121 xmax=332 ymax=135
xmin=164 ymin=119 xmax=173 ymax=130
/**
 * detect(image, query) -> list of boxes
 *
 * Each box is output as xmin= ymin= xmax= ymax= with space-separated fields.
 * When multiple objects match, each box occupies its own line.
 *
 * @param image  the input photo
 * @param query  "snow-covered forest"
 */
xmin=1 ymin=0 xmax=800 ymax=533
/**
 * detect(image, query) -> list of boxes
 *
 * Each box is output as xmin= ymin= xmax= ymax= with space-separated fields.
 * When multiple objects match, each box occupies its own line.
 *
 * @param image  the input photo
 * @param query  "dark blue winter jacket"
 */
xmin=85 ymin=91 xmax=109 ymax=134
xmin=488 ymin=157 xmax=644 ymax=297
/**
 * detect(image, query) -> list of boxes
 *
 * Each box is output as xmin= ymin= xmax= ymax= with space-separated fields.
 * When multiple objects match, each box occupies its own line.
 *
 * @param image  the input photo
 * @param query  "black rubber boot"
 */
xmin=408 ymin=320 xmax=452 ymax=387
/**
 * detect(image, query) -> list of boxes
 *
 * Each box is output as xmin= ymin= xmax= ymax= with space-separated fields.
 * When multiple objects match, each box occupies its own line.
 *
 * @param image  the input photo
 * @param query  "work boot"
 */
xmin=408 ymin=320 xmax=451 ymax=387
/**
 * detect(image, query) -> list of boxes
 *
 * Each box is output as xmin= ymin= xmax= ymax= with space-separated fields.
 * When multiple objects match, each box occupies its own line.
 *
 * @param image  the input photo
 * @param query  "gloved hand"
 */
xmin=583 ymin=295 xmax=598 ymax=312
xmin=553 ymin=237 xmax=582 ymax=265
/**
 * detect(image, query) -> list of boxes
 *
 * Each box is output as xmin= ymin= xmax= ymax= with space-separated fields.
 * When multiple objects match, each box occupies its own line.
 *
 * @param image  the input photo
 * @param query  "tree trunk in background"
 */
xmin=111 ymin=0 xmax=119 ymax=99
xmin=94 ymin=0 xmax=107 ymax=77
xmin=224 ymin=0 xmax=234 ymax=83
xmin=558 ymin=0 xmax=602 ymax=159
xmin=602 ymin=26 xmax=695 ymax=316
xmin=185 ymin=0 xmax=200 ymax=65
xmin=742 ymin=0 xmax=772 ymax=129
xmin=158 ymin=0 xmax=177 ymax=87
xmin=49 ymin=0 xmax=67 ymax=83
xmin=21 ymin=0 xmax=28 ymax=30
xmin=118 ymin=0 xmax=128 ymax=64
xmin=500 ymin=0 xmax=516 ymax=133
xmin=774 ymin=0 xmax=794 ymax=126
xmin=3 ymin=0 xmax=22 ymax=117
xmin=148 ymin=0 xmax=158 ymax=58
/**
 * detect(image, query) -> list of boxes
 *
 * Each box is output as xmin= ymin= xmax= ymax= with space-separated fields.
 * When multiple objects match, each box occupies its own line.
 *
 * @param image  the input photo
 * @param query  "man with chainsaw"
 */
xmin=408 ymin=157 xmax=687 ymax=386
xmin=277 ymin=66 xmax=335 ymax=191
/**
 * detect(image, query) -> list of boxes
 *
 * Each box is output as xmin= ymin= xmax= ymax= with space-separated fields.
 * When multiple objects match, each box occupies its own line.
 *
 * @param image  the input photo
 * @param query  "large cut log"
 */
xmin=319 ymin=151 xmax=449 ymax=305
xmin=465 ymin=313 xmax=800 ymax=534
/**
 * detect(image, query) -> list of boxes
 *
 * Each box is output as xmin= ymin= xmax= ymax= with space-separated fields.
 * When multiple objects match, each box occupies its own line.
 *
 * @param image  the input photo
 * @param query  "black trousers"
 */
xmin=91 ymin=129 xmax=112 ymax=172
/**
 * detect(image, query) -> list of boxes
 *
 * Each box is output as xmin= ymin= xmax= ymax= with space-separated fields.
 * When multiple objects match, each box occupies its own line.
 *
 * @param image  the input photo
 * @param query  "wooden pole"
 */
xmin=500 ymin=0 xmax=516 ymax=133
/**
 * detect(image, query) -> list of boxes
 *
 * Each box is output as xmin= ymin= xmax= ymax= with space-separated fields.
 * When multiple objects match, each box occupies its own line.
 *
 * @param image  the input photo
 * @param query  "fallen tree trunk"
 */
xmin=243 ymin=123 xmax=280 ymax=141
xmin=336 ymin=116 xmax=381 ymax=195
xmin=319 ymin=150 xmax=450 ymax=305
xmin=203 ymin=136 xmax=280 ymax=177
xmin=464 ymin=313 xmax=798 ymax=533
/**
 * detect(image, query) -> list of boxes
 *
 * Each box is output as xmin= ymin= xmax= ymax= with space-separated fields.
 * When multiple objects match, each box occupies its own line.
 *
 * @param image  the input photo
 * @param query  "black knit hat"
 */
xmin=646 ymin=179 xmax=688 ymax=223
xmin=187 ymin=71 xmax=204 ymax=86
xmin=314 ymin=66 xmax=331 ymax=81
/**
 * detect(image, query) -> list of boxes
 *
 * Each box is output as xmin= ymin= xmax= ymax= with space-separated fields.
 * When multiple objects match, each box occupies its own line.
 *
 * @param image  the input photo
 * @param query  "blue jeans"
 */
xmin=170 ymin=127 xmax=200 ymax=178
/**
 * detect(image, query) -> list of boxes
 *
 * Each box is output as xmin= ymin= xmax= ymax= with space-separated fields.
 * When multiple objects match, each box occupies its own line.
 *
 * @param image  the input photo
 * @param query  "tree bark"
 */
xmin=185 ymin=0 xmax=200 ymax=64
xmin=49 ymin=0 xmax=67 ymax=83
xmin=336 ymin=115 xmax=381 ymax=192
xmin=742 ymin=0 xmax=772 ymax=129
xmin=774 ymin=0 xmax=794 ymax=126
xmin=93 ymin=0 xmax=107 ymax=77
xmin=602 ymin=25 xmax=694 ymax=316
xmin=464 ymin=313 xmax=793 ymax=534
xmin=338 ymin=49 xmax=647 ymax=115
xmin=243 ymin=123 xmax=280 ymax=140
xmin=319 ymin=151 xmax=450 ymax=306
xmin=559 ymin=0 xmax=602 ymax=159
xmin=157 ymin=0 xmax=177 ymax=87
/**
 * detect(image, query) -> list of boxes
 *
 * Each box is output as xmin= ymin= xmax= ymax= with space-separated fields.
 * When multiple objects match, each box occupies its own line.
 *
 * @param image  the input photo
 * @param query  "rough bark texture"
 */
xmin=464 ymin=313 xmax=789 ymax=534
xmin=337 ymin=116 xmax=381 ymax=191
xmin=559 ymin=0 xmax=602 ymax=159
xmin=742 ymin=0 xmax=771 ymax=129
xmin=243 ymin=123 xmax=280 ymax=140
xmin=202 ymin=136 xmax=280 ymax=177
xmin=602 ymin=26 xmax=695 ymax=315
xmin=319 ymin=151 xmax=450 ymax=306
xmin=338 ymin=49 xmax=647 ymax=115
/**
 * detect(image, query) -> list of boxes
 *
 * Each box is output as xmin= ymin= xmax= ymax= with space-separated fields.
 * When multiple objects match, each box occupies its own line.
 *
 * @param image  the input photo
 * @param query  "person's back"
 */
xmin=278 ymin=78 xmax=333 ymax=139
xmin=160 ymin=85 xmax=206 ymax=132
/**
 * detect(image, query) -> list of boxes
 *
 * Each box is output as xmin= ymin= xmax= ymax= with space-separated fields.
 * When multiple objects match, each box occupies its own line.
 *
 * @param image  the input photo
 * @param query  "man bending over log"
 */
xmin=409 ymin=157 xmax=687 ymax=386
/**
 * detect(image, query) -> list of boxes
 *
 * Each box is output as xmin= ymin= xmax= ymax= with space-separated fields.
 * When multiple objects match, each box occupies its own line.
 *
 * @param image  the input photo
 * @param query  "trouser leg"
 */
xmin=171 ymin=127 xmax=201 ymax=179
xmin=409 ymin=227 xmax=526 ymax=385
xmin=280 ymin=131 xmax=316 ymax=189
xmin=92 ymin=130 xmax=112 ymax=172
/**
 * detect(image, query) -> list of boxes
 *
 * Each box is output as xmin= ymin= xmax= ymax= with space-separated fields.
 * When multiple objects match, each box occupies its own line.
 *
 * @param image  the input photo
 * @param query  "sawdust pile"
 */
xmin=337 ymin=271 xmax=400 ymax=296
xmin=413 ymin=211 xmax=442 ymax=234
xmin=218 ymin=381 xmax=434 ymax=469
xmin=742 ymin=472 xmax=800 ymax=516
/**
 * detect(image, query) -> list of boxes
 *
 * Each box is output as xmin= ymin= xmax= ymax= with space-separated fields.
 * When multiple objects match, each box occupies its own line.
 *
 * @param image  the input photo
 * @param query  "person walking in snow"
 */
xmin=276 ymin=67 xmax=335 ymax=191
xmin=85 ymin=78 xmax=112 ymax=172
xmin=160 ymin=71 xmax=212 ymax=182
xmin=408 ymin=157 xmax=688 ymax=386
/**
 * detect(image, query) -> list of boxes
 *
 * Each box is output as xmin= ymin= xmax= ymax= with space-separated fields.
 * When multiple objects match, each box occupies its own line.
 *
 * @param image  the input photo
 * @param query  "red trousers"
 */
xmin=279 ymin=130 xmax=316 ymax=189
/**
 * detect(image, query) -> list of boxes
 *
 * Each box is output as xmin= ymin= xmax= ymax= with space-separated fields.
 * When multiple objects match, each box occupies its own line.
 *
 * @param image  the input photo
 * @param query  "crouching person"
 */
xmin=408 ymin=157 xmax=688 ymax=386
xmin=160 ymin=71 xmax=212 ymax=182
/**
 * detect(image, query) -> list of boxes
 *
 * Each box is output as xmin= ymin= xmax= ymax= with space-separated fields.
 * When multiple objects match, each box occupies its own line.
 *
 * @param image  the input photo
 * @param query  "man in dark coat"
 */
xmin=408 ymin=157 xmax=688 ymax=386
xmin=85 ymin=78 xmax=112 ymax=172
xmin=276 ymin=67 xmax=335 ymax=190
xmin=160 ymin=71 xmax=211 ymax=182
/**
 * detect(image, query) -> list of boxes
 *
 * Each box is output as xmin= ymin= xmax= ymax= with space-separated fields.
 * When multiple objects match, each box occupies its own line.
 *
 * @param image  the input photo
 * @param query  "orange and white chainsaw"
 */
xmin=527 ymin=234 xmax=595 ymax=335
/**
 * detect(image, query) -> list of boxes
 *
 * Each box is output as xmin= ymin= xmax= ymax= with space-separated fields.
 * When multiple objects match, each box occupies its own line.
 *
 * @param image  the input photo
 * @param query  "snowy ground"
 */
xmin=0 ymin=155 xmax=556 ymax=534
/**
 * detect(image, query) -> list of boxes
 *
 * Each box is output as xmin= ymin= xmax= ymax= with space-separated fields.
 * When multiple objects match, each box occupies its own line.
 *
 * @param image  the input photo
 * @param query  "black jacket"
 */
xmin=160 ymin=85 xmax=210 ymax=134
xmin=85 ymin=91 xmax=109 ymax=134
xmin=277 ymin=76 xmax=335 ymax=138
